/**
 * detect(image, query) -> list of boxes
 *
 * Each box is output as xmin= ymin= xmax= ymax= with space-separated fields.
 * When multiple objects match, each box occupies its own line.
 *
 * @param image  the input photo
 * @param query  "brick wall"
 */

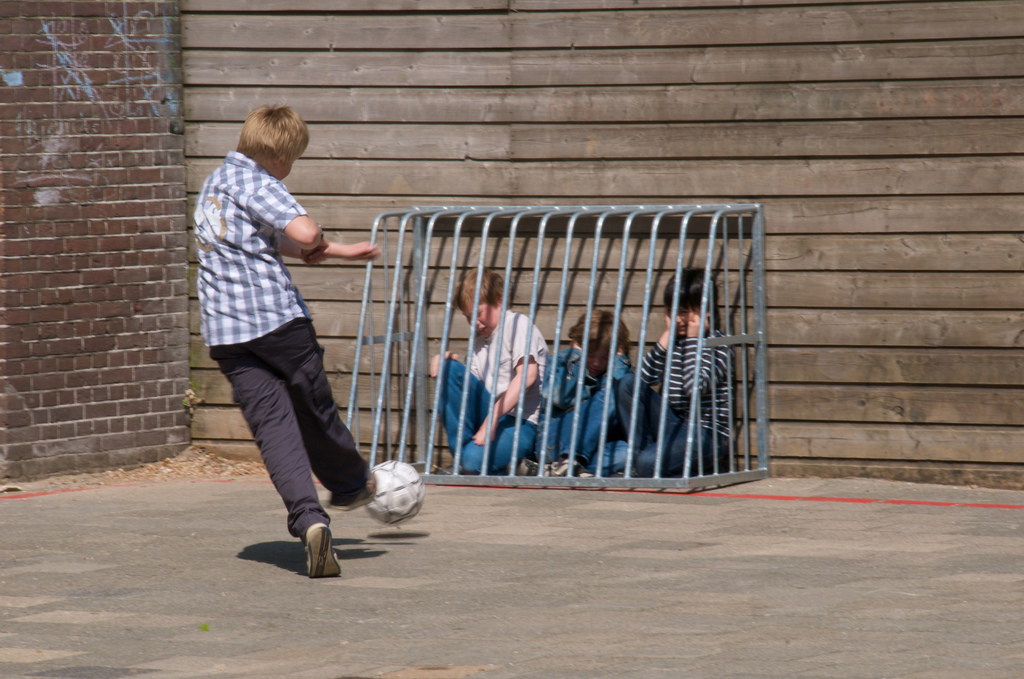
xmin=1 ymin=2 xmax=190 ymax=480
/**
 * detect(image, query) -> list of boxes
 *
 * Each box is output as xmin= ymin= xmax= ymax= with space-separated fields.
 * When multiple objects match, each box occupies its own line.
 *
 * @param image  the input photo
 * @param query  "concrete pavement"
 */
xmin=2 ymin=475 xmax=1024 ymax=678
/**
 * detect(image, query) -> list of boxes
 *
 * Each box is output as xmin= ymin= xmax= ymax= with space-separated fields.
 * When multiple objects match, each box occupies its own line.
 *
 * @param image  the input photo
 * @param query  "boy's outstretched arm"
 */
xmin=472 ymin=357 xmax=539 ymax=445
xmin=280 ymin=216 xmax=381 ymax=264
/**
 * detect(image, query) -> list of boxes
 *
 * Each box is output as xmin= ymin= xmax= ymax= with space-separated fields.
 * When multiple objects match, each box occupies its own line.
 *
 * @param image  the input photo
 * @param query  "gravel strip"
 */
xmin=4 ymin=447 xmax=267 ymax=493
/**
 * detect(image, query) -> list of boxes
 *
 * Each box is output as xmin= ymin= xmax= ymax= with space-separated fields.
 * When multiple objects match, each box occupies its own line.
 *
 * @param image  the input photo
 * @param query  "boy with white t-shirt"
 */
xmin=429 ymin=268 xmax=549 ymax=475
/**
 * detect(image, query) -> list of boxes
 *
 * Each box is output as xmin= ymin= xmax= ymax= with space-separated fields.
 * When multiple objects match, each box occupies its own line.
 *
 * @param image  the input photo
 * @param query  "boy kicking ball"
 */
xmin=194 ymin=105 xmax=380 ymax=578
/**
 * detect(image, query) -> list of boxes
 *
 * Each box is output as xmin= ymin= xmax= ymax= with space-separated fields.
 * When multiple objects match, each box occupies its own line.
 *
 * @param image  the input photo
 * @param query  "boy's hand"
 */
xmin=472 ymin=416 xmax=498 ymax=445
xmin=429 ymin=351 xmax=459 ymax=378
xmin=300 ymin=243 xmax=329 ymax=265
xmin=685 ymin=310 xmax=704 ymax=338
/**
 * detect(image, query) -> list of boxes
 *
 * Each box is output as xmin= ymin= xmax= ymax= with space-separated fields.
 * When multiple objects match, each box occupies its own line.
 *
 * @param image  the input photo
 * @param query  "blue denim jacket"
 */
xmin=545 ymin=347 xmax=633 ymax=417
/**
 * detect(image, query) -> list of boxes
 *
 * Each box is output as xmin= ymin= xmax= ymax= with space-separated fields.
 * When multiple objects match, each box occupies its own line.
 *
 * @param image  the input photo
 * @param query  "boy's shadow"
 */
xmin=238 ymin=538 xmax=386 ymax=576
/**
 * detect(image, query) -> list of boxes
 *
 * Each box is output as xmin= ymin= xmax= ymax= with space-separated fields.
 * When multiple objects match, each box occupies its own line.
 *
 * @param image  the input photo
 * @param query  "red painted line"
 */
xmin=958 ymin=503 xmax=1024 ymax=510
xmin=0 ymin=487 xmax=98 ymax=501
xmin=570 ymin=486 xmax=1024 ymax=510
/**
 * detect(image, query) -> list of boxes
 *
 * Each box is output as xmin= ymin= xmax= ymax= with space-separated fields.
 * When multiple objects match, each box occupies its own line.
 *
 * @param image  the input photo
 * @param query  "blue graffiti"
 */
xmin=105 ymin=9 xmax=181 ymax=117
xmin=38 ymin=21 xmax=97 ymax=101
xmin=36 ymin=7 xmax=180 ymax=118
xmin=1 ymin=70 xmax=23 ymax=86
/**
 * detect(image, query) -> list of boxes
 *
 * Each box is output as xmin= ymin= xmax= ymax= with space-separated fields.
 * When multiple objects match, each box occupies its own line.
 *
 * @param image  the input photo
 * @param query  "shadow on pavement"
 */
xmin=237 ymin=539 xmax=387 ymax=575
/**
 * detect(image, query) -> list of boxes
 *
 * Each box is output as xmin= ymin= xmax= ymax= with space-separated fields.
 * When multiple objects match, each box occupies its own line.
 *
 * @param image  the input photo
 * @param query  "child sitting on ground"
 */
xmin=195 ymin=105 xmax=380 ymax=578
xmin=429 ymin=267 xmax=550 ymax=475
xmin=538 ymin=310 xmax=633 ymax=478
xmin=616 ymin=268 xmax=732 ymax=478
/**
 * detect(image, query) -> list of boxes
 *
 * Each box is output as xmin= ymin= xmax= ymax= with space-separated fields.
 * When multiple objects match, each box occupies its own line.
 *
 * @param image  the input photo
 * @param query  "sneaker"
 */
xmin=329 ymin=478 xmax=376 ymax=511
xmin=548 ymin=457 xmax=569 ymax=477
xmin=303 ymin=523 xmax=340 ymax=578
xmin=434 ymin=465 xmax=455 ymax=475
xmin=516 ymin=458 xmax=539 ymax=476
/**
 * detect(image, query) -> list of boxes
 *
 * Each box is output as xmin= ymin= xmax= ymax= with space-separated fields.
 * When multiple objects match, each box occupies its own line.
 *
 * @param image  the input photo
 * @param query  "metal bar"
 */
xmin=420 ymin=468 xmax=768 ymax=489
xmin=425 ymin=208 xmax=481 ymax=472
xmin=362 ymin=332 xmax=416 ymax=345
xmin=654 ymin=210 xmax=694 ymax=480
xmin=682 ymin=210 xmax=725 ymax=479
xmin=369 ymin=211 xmax=415 ymax=466
xmin=508 ymin=207 xmax=566 ymax=476
xmin=567 ymin=207 xmax=637 ymax=477
xmin=593 ymin=208 xmax=647 ymax=478
xmin=752 ymin=206 xmax=771 ymax=473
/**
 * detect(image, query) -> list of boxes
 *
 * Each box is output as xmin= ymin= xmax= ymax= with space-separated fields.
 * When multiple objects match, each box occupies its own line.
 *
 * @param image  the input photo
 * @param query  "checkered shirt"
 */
xmin=194 ymin=152 xmax=310 ymax=346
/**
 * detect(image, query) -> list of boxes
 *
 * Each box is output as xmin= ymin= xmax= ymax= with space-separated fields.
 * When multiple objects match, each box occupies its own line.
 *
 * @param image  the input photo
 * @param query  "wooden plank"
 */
xmin=769 ymin=422 xmax=1024 ymax=465
xmin=768 ymin=272 xmax=1024 ymax=307
xmin=187 ymin=157 xmax=1024 ymax=197
xmin=182 ymin=80 xmax=1024 ymax=123
xmin=762 ymin=196 xmax=1024 ymax=235
xmin=769 ymin=385 xmax=1024 ymax=426
xmin=767 ymin=236 xmax=1024 ymax=273
xmin=191 ymin=407 xmax=401 ymax=443
xmin=191 ymin=368 xmax=407 ymax=408
xmin=183 ymin=15 xmax=510 ymax=50
xmin=509 ymin=41 xmax=1024 ymax=87
xmin=509 ymin=119 xmax=1024 ymax=159
xmin=769 ymin=458 xmax=1024 ymax=489
xmin=186 ymin=123 xmax=510 ymax=160
xmin=763 ymin=310 xmax=1024 ymax=349
xmin=513 ymin=0 xmax=947 ymax=9
xmin=188 ymin=299 xmax=1024 ymax=348
xmin=191 ymin=336 xmax=1024 ymax=386
xmin=509 ymin=4 xmax=1024 ymax=48
xmin=277 ymin=269 xmax=1024 ymax=309
xmin=768 ymin=348 xmax=1024 ymax=386
xmin=188 ymin=119 xmax=1024 ymax=161
xmin=201 ymin=195 xmax=1024 ymax=236
xmin=184 ymin=51 xmax=511 ymax=87
xmin=201 ymin=229 xmax=1024 ymax=306
xmin=182 ymin=4 xmax=1024 ymax=50
xmin=183 ymin=40 xmax=1024 ymax=88
xmin=179 ymin=0 xmax=950 ymax=10
xmin=182 ymin=0 xmax=506 ymax=11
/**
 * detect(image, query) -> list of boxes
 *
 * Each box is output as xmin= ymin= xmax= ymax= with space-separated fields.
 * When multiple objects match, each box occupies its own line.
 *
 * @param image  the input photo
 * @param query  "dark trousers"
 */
xmin=210 ymin=318 xmax=367 ymax=538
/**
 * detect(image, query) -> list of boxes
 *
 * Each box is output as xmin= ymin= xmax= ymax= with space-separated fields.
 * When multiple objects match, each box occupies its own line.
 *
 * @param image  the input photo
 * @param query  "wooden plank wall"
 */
xmin=181 ymin=0 xmax=1024 ymax=487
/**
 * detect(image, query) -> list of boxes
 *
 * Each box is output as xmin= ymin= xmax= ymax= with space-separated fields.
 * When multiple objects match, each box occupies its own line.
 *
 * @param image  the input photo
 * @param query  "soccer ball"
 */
xmin=365 ymin=460 xmax=425 ymax=526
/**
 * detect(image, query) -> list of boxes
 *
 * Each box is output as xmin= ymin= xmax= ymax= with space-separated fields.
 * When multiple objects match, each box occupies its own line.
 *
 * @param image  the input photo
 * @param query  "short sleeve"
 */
xmin=244 ymin=178 xmax=306 ymax=231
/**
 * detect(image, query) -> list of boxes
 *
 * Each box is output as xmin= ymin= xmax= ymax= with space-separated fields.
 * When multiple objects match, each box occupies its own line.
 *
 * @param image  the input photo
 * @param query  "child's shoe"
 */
xmin=548 ymin=457 xmax=570 ymax=477
xmin=304 ymin=523 xmax=341 ymax=578
xmin=516 ymin=458 xmax=539 ymax=476
xmin=329 ymin=478 xmax=376 ymax=511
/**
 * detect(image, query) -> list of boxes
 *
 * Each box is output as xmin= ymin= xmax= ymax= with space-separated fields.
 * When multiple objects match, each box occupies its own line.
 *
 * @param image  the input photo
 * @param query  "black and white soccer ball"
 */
xmin=365 ymin=460 xmax=425 ymax=526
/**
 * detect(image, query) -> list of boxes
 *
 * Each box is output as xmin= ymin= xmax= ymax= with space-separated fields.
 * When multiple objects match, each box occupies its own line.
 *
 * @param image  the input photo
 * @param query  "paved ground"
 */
xmin=2 ymin=474 xmax=1024 ymax=679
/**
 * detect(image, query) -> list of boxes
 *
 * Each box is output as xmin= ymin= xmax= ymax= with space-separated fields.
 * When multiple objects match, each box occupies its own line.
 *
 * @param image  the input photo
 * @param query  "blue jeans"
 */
xmin=437 ymin=359 xmax=537 ymax=475
xmin=537 ymin=385 xmax=628 ymax=476
xmin=615 ymin=373 xmax=729 ymax=478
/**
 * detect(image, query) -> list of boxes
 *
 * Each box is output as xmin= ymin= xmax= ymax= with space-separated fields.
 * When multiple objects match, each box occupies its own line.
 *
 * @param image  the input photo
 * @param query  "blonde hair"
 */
xmin=568 ymin=310 xmax=631 ymax=356
xmin=455 ymin=268 xmax=504 ymax=315
xmin=237 ymin=105 xmax=309 ymax=165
